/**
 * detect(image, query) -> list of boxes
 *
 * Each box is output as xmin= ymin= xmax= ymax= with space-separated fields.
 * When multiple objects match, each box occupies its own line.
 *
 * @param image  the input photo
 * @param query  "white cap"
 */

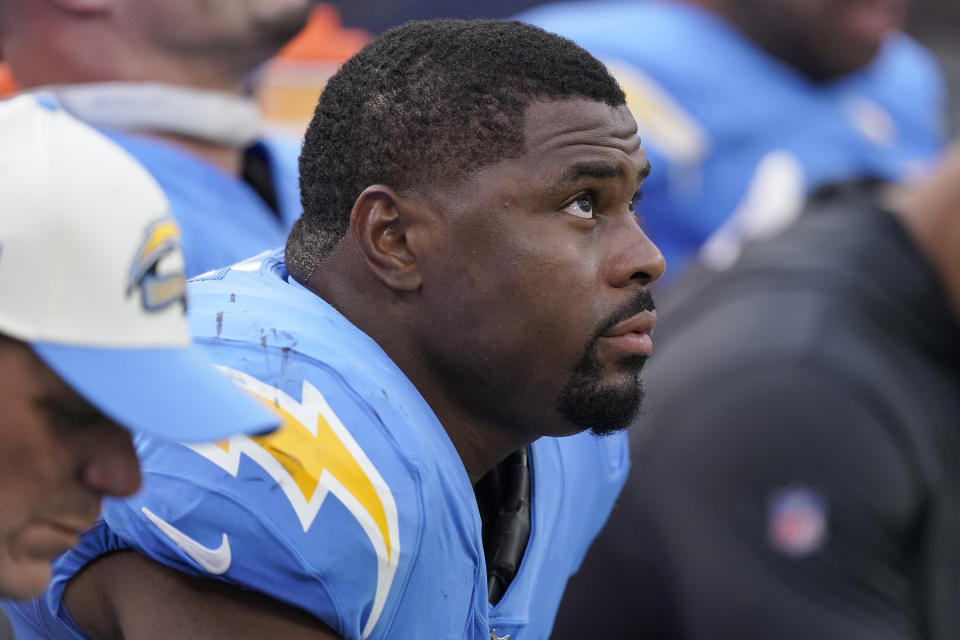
xmin=0 ymin=94 xmax=277 ymax=441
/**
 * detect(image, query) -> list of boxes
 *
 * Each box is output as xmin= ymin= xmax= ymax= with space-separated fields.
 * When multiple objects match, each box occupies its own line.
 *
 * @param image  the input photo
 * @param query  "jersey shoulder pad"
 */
xmin=103 ymin=363 xmax=420 ymax=640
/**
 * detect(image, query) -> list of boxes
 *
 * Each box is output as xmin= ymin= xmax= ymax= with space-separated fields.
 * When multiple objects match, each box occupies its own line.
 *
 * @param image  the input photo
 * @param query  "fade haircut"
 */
xmin=285 ymin=18 xmax=626 ymax=282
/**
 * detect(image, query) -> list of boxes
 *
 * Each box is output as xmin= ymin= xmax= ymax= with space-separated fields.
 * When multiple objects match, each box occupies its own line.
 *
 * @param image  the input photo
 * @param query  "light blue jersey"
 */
xmin=103 ymin=132 xmax=302 ymax=277
xmin=520 ymin=1 xmax=945 ymax=274
xmin=4 ymin=250 xmax=628 ymax=640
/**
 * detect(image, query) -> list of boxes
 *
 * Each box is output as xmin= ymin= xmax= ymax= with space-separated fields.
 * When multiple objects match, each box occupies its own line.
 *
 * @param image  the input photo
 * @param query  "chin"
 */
xmin=558 ymin=379 xmax=645 ymax=437
xmin=588 ymin=421 xmax=635 ymax=438
xmin=0 ymin=560 xmax=53 ymax=600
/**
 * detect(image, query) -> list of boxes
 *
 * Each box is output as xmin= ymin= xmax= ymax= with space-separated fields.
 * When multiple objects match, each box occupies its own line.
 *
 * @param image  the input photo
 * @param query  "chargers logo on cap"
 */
xmin=127 ymin=217 xmax=186 ymax=312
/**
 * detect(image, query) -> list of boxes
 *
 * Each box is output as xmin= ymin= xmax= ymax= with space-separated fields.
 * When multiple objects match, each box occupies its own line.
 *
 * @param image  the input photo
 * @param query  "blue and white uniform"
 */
xmin=519 ymin=1 xmax=945 ymax=274
xmin=103 ymin=132 xmax=301 ymax=277
xmin=3 ymin=250 xmax=629 ymax=640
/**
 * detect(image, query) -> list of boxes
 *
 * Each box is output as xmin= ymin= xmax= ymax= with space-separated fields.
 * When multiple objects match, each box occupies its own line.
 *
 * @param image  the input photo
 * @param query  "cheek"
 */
xmin=464 ymin=248 xmax=598 ymax=359
xmin=0 ymin=422 xmax=76 ymax=536
xmin=431 ymin=216 xmax=604 ymax=365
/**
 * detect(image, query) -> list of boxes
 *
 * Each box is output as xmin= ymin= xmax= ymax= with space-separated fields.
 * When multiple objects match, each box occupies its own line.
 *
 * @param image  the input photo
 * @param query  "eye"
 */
xmin=37 ymin=397 xmax=107 ymax=433
xmin=562 ymin=195 xmax=595 ymax=219
xmin=630 ymin=191 xmax=645 ymax=224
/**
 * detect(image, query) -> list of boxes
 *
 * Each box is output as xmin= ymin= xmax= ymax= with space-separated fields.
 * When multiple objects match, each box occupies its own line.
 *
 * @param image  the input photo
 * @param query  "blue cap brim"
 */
xmin=31 ymin=342 xmax=278 ymax=442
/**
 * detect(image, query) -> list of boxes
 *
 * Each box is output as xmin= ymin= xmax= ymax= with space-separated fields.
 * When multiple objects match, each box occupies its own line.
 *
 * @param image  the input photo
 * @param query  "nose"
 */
xmin=605 ymin=215 xmax=666 ymax=287
xmin=77 ymin=424 xmax=142 ymax=498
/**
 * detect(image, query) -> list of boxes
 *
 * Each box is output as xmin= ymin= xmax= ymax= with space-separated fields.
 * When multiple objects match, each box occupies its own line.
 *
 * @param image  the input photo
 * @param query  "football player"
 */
xmin=3 ymin=19 xmax=664 ymax=640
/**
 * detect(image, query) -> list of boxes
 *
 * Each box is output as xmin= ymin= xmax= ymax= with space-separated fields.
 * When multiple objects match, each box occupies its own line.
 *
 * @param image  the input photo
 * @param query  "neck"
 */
xmin=308 ymin=256 xmax=534 ymax=485
xmin=378 ymin=335 xmax=533 ymax=485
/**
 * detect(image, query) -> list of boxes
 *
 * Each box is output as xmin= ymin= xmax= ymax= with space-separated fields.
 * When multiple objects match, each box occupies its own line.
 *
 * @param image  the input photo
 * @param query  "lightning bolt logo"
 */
xmin=126 ymin=217 xmax=185 ymax=311
xmin=185 ymin=366 xmax=400 ymax=639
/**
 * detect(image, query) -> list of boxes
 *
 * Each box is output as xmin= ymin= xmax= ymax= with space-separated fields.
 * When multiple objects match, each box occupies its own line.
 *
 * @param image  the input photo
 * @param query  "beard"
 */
xmin=557 ymin=290 xmax=655 ymax=436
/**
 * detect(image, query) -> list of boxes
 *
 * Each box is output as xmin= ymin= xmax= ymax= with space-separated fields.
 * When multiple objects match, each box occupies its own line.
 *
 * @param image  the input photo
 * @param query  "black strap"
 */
xmin=477 ymin=447 xmax=531 ymax=604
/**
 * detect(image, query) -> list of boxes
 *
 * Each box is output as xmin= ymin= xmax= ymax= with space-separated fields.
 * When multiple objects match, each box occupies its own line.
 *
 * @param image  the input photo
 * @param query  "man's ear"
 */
xmin=47 ymin=0 xmax=111 ymax=14
xmin=349 ymin=185 xmax=428 ymax=292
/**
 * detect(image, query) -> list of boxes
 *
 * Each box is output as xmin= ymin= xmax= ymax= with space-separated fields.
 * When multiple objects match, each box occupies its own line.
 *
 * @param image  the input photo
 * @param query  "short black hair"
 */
xmin=286 ymin=18 xmax=625 ymax=281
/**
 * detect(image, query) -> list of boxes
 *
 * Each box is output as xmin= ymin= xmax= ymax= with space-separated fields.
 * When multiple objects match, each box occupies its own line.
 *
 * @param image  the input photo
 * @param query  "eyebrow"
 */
xmin=562 ymin=161 xmax=652 ymax=185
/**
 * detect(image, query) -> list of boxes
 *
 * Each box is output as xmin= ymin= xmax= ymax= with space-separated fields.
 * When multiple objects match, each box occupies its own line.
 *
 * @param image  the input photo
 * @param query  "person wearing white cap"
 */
xmin=0 ymin=0 xmax=311 ymax=277
xmin=0 ymin=94 xmax=278 ymax=600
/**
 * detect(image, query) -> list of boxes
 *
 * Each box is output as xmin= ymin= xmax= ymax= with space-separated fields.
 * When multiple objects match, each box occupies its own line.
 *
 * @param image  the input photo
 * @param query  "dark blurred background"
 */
xmin=328 ymin=0 xmax=548 ymax=32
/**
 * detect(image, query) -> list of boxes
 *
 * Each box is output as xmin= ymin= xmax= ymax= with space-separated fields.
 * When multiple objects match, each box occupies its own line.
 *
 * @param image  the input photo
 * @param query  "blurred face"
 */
xmin=721 ymin=0 xmax=907 ymax=80
xmin=0 ymin=340 xmax=140 ymax=599
xmin=116 ymin=0 xmax=312 ymax=65
xmin=416 ymin=99 xmax=665 ymax=438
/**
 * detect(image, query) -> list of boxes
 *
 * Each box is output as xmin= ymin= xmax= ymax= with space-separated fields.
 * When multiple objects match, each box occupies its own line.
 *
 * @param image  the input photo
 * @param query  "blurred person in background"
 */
xmin=519 ymin=0 xmax=945 ymax=277
xmin=0 ymin=95 xmax=277 ymax=601
xmin=327 ymin=0 xmax=546 ymax=33
xmin=0 ymin=0 xmax=312 ymax=276
xmin=4 ymin=19 xmax=662 ymax=640
xmin=256 ymin=4 xmax=370 ymax=137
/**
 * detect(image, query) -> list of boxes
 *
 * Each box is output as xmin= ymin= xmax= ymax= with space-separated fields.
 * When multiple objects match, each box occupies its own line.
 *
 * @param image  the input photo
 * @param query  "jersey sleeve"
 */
xmin=101 ymin=361 xmax=419 ymax=640
xmin=623 ymin=364 xmax=926 ymax=640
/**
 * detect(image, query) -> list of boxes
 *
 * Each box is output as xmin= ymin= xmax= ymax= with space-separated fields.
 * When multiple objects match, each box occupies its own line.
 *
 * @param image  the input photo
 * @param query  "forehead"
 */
xmin=426 ymin=98 xmax=647 ymax=210
xmin=519 ymin=99 xmax=647 ymax=181
xmin=524 ymin=99 xmax=643 ymax=156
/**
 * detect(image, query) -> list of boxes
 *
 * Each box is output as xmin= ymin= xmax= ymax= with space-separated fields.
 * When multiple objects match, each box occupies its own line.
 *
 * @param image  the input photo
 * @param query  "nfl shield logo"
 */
xmin=767 ymin=485 xmax=828 ymax=558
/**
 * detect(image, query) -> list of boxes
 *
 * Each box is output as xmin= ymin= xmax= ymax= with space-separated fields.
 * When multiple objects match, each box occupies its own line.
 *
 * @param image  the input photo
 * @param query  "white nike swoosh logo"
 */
xmin=141 ymin=507 xmax=232 ymax=575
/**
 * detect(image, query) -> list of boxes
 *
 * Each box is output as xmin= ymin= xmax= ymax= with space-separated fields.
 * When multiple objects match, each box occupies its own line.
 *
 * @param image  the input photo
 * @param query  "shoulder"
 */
xmin=633 ymin=359 xmax=926 ymax=565
xmin=99 ymin=362 xmax=420 ymax=639
xmin=100 ymin=267 xmax=455 ymax=638
xmin=186 ymin=256 xmax=453 ymax=467
xmin=517 ymin=0 xmax=651 ymax=45
xmin=615 ymin=361 xmax=929 ymax=638
xmin=101 ymin=130 xmax=226 ymax=201
xmin=863 ymin=34 xmax=943 ymax=94
xmin=107 ymin=259 xmax=474 ymax=639
xmin=838 ymin=34 xmax=945 ymax=149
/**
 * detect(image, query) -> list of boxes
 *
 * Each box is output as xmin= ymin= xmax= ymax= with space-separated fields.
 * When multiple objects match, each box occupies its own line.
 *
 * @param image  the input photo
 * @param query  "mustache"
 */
xmin=597 ymin=290 xmax=656 ymax=337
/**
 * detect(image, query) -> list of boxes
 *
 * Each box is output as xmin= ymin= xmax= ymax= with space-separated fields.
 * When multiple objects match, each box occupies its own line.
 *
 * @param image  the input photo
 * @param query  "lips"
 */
xmin=40 ymin=510 xmax=100 ymax=544
xmin=599 ymin=310 xmax=657 ymax=356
